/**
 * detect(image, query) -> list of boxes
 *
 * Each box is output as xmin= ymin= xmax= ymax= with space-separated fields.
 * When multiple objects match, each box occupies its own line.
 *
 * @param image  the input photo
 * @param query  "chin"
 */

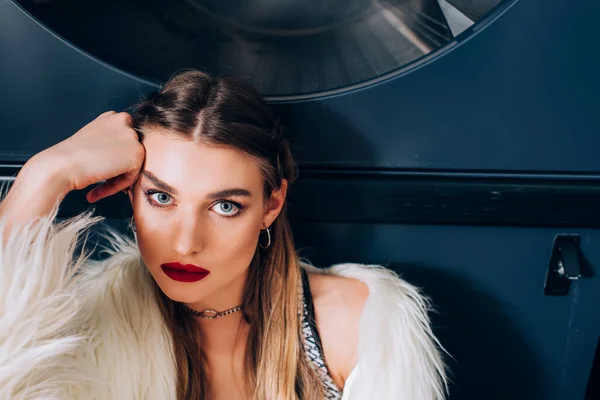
xmin=151 ymin=276 xmax=206 ymax=304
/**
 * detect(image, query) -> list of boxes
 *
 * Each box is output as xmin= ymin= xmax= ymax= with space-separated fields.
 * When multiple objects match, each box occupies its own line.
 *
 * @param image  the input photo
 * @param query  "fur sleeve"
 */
xmin=0 ymin=209 xmax=102 ymax=399
xmin=311 ymin=262 xmax=449 ymax=400
xmin=70 ymin=229 xmax=177 ymax=400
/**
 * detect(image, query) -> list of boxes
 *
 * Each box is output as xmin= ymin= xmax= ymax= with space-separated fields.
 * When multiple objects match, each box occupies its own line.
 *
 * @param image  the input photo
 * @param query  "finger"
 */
xmin=95 ymin=110 xmax=117 ymax=120
xmin=87 ymin=172 xmax=139 ymax=203
xmin=87 ymin=180 xmax=122 ymax=203
xmin=89 ymin=174 xmax=136 ymax=203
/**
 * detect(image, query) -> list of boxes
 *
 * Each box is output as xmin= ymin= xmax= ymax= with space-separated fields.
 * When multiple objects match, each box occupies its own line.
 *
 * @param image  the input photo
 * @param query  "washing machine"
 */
xmin=1 ymin=0 xmax=599 ymax=398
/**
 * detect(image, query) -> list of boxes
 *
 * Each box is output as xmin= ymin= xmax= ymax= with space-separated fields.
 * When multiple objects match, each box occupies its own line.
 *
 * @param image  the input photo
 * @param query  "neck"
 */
xmin=195 ymin=306 xmax=249 ymax=359
xmin=184 ymin=268 xmax=249 ymax=335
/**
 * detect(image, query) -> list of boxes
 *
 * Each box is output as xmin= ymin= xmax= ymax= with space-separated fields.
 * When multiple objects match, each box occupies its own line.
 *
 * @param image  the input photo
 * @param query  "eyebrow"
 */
xmin=142 ymin=171 xmax=179 ymax=195
xmin=206 ymin=188 xmax=252 ymax=200
xmin=141 ymin=171 xmax=252 ymax=200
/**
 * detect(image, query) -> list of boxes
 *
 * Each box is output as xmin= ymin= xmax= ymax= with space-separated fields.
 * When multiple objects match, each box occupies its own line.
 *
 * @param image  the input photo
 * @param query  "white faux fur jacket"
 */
xmin=0 ymin=211 xmax=448 ymax=400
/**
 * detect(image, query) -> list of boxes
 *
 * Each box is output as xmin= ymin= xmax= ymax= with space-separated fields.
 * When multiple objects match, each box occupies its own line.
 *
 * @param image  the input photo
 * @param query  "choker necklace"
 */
xmin=180 ymin=303 xmax=243 ymax=320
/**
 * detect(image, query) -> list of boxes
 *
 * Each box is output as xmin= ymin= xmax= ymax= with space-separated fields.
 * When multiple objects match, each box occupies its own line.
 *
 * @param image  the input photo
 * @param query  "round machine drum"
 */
xmin=15 ymin=0 xmax=504 ymax=100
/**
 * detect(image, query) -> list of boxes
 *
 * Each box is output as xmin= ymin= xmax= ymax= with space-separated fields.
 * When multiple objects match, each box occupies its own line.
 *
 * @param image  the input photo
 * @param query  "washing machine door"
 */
xmin=11 ymin=0 xmax=501 ymax=100
xmin=1 ymin=1 xmax=599 ymax=399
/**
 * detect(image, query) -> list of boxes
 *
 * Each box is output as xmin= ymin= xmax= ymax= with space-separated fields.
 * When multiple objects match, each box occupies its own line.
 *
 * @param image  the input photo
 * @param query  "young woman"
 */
xmin=0 ymin=70 xmax=447 ymax=399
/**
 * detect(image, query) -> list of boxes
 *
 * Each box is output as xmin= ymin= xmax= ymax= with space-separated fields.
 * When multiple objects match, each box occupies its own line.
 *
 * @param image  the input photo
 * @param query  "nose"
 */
xmin=173 ymin=213 xmax=205 ymax=256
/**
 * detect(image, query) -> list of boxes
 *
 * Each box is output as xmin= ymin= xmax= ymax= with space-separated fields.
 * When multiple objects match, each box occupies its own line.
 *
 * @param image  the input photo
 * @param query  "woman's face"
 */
xmin=129 ymin=131 xmax=286 ymax=309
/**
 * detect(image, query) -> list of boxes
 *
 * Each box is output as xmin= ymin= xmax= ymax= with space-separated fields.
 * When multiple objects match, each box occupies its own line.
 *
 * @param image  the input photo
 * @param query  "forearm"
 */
xmin=0 ymin=154 xmax=70 ymax=233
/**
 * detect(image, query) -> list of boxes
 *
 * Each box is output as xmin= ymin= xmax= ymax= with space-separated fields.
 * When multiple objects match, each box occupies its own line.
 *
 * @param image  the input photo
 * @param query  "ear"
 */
xmin=262 ymin=179 xmax=288 ymax=228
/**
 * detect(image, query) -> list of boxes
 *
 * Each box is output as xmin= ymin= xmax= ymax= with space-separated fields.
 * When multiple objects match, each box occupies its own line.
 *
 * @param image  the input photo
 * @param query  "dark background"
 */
xmin=0 ymin=0 xmax=598 ymax=398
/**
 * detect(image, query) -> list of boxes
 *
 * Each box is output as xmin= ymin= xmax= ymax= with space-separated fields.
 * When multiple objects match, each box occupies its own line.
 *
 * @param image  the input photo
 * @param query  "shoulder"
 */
xmin=306 ymin=269 xmax=368 ymax=387
xmin=303 ymin=262 xmax=449 ymax=399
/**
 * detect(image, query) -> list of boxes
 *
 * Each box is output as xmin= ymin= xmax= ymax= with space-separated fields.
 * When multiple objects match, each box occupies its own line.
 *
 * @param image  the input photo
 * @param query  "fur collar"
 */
xmin=1 ymin=213 xmax=447 ymax=399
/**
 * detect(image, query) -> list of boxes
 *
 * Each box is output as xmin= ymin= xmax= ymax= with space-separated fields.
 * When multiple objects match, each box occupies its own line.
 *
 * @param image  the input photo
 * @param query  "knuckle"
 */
xmin=127 ymin=128 xmax=140 ymax=140
xmin=115 ymin=112 xmax=133 ymax=125
xmin=132 ymin=145 xmax=145 ymax=166
xmin=134 ymin=144 xmax=144 ymax=156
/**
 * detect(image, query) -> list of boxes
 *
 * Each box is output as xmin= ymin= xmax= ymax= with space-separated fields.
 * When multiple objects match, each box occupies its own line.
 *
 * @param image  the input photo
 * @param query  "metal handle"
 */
xmin=544 ymin=234 xmax=582 ymax=296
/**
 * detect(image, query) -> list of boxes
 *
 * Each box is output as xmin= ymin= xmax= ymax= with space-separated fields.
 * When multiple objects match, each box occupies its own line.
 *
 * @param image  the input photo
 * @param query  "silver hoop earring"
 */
xmin=130 ymin=216 xmax=136 ymax=233
xmin=259 ymin=227 xmax=271 ymax=249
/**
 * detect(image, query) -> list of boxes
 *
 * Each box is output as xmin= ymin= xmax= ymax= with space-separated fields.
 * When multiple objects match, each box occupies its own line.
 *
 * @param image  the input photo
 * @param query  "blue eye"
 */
xmin=212 ymin=201 xmax=241 ymax=217
xmin=150 ymin=192 xmax=172 ymax=205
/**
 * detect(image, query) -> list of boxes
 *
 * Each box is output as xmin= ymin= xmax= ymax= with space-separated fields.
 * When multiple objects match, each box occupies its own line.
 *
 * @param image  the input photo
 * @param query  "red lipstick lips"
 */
xmin=160 ymin=262 xmax=210 ymax=283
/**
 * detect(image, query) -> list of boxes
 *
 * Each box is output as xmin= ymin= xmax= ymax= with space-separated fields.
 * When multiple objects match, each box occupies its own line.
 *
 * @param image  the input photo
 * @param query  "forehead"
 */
xmin=141 ymin=133 xmax=263 ymax=193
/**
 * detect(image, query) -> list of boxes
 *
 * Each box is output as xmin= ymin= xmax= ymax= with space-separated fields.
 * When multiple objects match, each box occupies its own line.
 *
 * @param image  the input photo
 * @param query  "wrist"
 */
xmin=0 ymin=153 xmax=71 ymax=228
xmin=25 ymin=151 xmax=72 ymax=197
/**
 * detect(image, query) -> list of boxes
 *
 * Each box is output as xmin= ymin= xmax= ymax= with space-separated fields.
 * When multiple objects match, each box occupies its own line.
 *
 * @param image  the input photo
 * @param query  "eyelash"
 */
xmin=143 ymin=189 xmax=171 ymax=208
xmin=142 ymin=189 xmax=244 ymax=219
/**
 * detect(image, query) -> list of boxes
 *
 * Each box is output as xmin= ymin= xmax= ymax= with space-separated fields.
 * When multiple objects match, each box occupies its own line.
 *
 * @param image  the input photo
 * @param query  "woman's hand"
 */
xmin=37 ymin=111 xmax=145 ymax=203
xmin=0 ymin=111 xmax=145 ymax=227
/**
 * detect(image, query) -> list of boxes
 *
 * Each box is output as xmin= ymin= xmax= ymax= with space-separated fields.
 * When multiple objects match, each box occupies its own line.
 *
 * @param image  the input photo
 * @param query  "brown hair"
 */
xmin=131 ymin=70 xmax=323 ymax=399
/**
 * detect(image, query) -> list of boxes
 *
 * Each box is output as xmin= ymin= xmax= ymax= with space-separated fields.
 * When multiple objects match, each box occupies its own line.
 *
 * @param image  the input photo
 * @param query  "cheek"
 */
xmin=130 ymin=193 xmax=170 ymax=264
xmin=132 ymin=210 xmax=166 ymax=266
xmin=211 ymin=213 xmax=262 ymax=268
